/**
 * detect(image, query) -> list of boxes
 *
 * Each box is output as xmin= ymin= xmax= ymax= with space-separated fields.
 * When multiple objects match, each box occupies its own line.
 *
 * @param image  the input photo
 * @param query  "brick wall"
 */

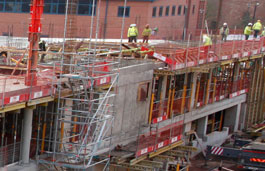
xmin=207 ymin=0 xmax=265 ymax=30
xmin=0 ymin=0 xmax=206 ymax=40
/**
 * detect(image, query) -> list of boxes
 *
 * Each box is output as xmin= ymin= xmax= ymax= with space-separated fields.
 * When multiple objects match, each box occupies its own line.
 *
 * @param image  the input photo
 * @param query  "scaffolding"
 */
xmin=35 ymin=52 xmax=119 ymax=169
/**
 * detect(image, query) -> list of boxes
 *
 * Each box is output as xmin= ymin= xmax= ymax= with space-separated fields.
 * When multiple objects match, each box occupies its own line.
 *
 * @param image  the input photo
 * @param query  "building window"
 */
xmin=152 ymin=6 xmax=157 ymax=17
xmin=172 ymin=5 xmax=176 ymax=16
xmin=137 ymin=82 xmax=150 ymax=101
xmin=192 ymin=5 xmax=195 ymax=14
xmin=159 ymin=6 xmax=163 ymax=17
xmin=177 ymin=5 xmax=182 ymax=15
xmin=165 ymin=6 xmax=169 ymax=16
xmin=0 ymin=0 xmax=31 ymax=13
xmin=117 ymin=6 xmax=130 ymax=17
xmin=77 ymin=0 xmax=96 ymax=16
xmin=183 ymin=6 xmax=186 ymax=15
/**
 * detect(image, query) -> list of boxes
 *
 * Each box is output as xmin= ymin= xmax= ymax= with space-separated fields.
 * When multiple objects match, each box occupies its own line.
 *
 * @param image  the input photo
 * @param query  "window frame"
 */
xmin=159 ymin=6 xmax=163 ymax=17
xmin=165 ymin=5 xmax=169 ymax=16
xmin=192 ymin=5 xmax=195 ymax=15
xmin=152 ymin=6 xmax=157 ymax=17
xmin=177 ymin=5 xmax=182 ymax=16
xmin=172 ymin=5 xmax=176 ymax=16
xmin=117 ymin=6 xmax=130 ymax=17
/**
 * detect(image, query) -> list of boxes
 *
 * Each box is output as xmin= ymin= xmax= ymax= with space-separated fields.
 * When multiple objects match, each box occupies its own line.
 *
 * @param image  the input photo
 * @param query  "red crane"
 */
xmin=25 ymin=0 xmax=44 ymax=86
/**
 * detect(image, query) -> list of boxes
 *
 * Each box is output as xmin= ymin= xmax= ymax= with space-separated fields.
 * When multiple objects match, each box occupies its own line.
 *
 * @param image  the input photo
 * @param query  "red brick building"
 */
xmin=206 ymin=0 xmax=265 ymax=30
xmin=0 ymin=0 xmax=206 ymax=40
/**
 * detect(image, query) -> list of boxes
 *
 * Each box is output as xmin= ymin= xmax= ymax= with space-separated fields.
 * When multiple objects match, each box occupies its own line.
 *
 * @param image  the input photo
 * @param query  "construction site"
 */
xmin=0 ymin=0 xmax=265 ymax=171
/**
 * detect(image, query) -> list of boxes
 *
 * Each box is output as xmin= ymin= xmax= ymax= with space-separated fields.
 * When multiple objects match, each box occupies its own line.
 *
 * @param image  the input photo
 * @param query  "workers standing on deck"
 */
xmin=244 ymin=23 xmax=253 ymax=40
xmin=142 ymin=24 xmax=152 ymax=43
xmin=39 ymin=39 xmax=46 ymax=63
xmin=127 ymin=24 xmax=138 ymax=43
xmin=220 ymin=23 xmax=229 ymax=41
xmin=253 ymin=20 xmax=262 ymax=38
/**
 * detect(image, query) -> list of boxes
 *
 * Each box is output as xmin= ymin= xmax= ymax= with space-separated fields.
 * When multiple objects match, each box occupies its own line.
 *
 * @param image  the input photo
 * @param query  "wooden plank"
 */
xmin=27 ymin=96 xmax=54 ymax=106
xmin=174 ymin=146 xmax=197 ymax=152
xmin=0 ymin=102 xmax=26 ymax=113
xmin=130 ymin=155 xmax=147 ymax=166
xmin=149 ymin=140 xmax=183 ymax=158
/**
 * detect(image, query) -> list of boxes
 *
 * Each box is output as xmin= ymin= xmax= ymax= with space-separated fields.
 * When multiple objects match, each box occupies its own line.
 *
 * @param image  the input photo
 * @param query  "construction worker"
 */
xmin=142 ymin=24 xmax=152 ymax=43
xmin=39 ymin=39 xmax=46 ymax=62
xmin=244 ymin=23 xmax=253 ymax=40
xmin=127 ymin=24 xmax=138 ymax=43
xmin=220 ymin=23 xmax=229 ymax=41
xmin=0 ymin=51 xmax=7 ymax=64
xmin=252 ymin=20 xmax=262 ymax=38
xmin=203 ymin=34 xmax=212 ymax=55
xmin=203 ymin=34 xmax=212 ymax=46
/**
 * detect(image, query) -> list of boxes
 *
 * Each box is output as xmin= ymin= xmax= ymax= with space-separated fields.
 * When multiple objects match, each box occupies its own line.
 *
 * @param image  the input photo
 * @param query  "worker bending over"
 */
xmin=220 ymin=23 xmax=229 ymax=41
xmin=253 ymin=20 xmax=262 ymax=38
xmin=39 ymin=39 xmax=46 ymax=63
xmin=142 ymin=24 xmax=152 ymax=43
xmin=127 ymin=24 xmax=138 ymax=43
xmin=244 ymin=23 xmax=253 ymax=40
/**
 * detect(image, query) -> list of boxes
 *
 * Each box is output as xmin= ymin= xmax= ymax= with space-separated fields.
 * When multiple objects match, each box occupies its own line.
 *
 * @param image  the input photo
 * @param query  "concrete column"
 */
xmin=190 ymin=72 xmax=198 ymax=110
xmin=239 ymin=103 xmax=247 ymax=130
xmin=224 ymin=104 xmax=241 ymax=132
xmin=197 ymin=116 xmax=208 ymax=138
xmin=184 ymin=122 xmax=192 ymax=133
xmin=160 ymin=75 xmax=168 ymax=100
xmin=21 ymin=108 xmax=34 ymax=164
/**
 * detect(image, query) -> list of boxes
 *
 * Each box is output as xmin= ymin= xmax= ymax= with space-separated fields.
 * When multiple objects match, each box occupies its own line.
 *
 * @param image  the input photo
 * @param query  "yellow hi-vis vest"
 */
xmin=253 ymin=22 xmax=262 ymax=31
xmin=128 ymin=27 xmax=138 ymax=37
xmin=244 ymin=26 xmax=252 ymax=35
xmin=204 ymin=36 xmax=212 ymax=46
xmin=220 ymin=27 xmax=229 ymax=35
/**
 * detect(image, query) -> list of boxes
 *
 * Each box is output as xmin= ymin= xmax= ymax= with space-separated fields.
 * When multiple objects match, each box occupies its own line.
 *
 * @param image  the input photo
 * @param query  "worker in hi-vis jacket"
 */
xmin=244 ymin=23 xmax=253 ymax=40
xmin=127 ymin=24 xmax=138 ymax=43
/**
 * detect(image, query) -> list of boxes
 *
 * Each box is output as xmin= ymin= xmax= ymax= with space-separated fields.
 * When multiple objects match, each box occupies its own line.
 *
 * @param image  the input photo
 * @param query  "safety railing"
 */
xmin=0 ymin=69 xmax=57 ymax=108
xmin=136 ymin=120 xmax=183 ymax=157
xmin=0 ymin=142 xmax=21 ymax=167
xmin=153 ymin=37 xmax=265 ymax=71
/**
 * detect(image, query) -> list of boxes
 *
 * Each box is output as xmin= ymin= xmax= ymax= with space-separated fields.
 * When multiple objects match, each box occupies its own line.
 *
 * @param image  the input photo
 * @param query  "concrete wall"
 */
xmin=192 ymin=127 xmax=229 ymax=156
xmin=111 ymin=61 xmax=163 ymax=146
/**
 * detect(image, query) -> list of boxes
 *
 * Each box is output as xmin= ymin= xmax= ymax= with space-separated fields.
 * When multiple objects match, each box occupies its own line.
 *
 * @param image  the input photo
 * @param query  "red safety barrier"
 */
xmin=136 ymin=120 xmax=183 ymax=157
xmin=145 ymin=37 xmax=265 ymax=71
xmin=151 ymin=99 xmax=168 ymax=123
xmin=0 ymin=70 xmax=56 ymax=107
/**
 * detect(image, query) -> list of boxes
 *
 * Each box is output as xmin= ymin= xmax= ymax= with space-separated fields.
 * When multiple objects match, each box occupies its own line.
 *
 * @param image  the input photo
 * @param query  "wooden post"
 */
xmin=149 ymin=78 xmax=156 ymax=124
xmin=195 ymin=77 xmax=201 ymax=108
xmin=169 ymin=77 xmax=176 ymax=118
xmin=205 ymin=69 xmax=213 ymax=105
xmin=212 ymin=77 xmax=217 ymax=103
xmin=167 ymin=76 xmax=172 ymax=117
xmin=219 ymin=111 xmax=224 ymax=131
xmin=181 ymin=73 xmax=188 ymax=114
xmin=176 ymin=164 xmax=180 ymax=171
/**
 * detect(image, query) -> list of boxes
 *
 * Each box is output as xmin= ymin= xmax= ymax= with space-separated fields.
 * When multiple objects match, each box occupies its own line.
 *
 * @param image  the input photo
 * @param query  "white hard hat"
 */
xmin=131 ymin=24 xmax=136 ymax=27
xmin=223 ymin=23 xmax=227 ymax=26
xmin=248 ymin=23 xmax=252 ymax=26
